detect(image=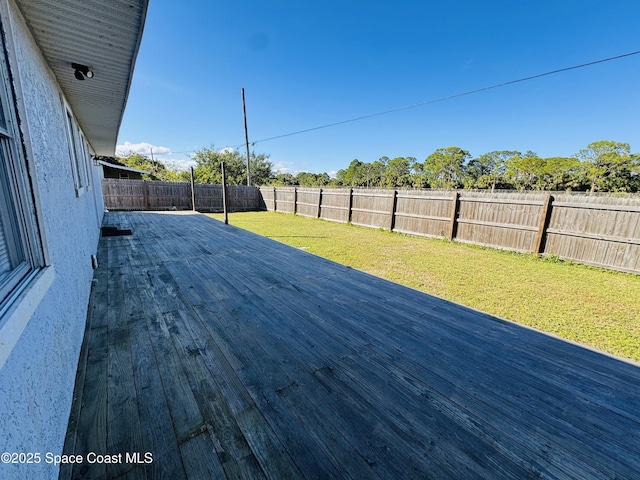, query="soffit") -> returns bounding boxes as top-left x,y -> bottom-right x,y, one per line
13,0 -> 148,156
